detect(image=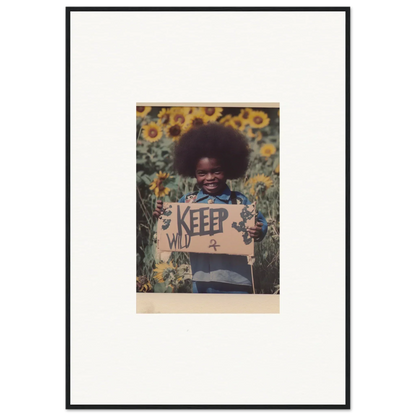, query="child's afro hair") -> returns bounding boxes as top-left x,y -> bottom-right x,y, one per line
174,123 -> 250,179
